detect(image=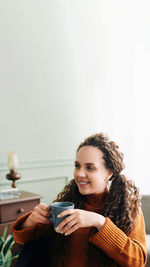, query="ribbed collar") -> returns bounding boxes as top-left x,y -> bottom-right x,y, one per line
84,190 -> 108,211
